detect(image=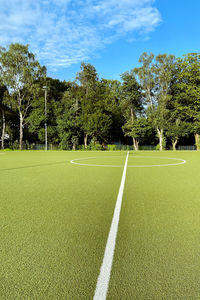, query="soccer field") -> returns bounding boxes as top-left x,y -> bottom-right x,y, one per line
0,150 -> 200,299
